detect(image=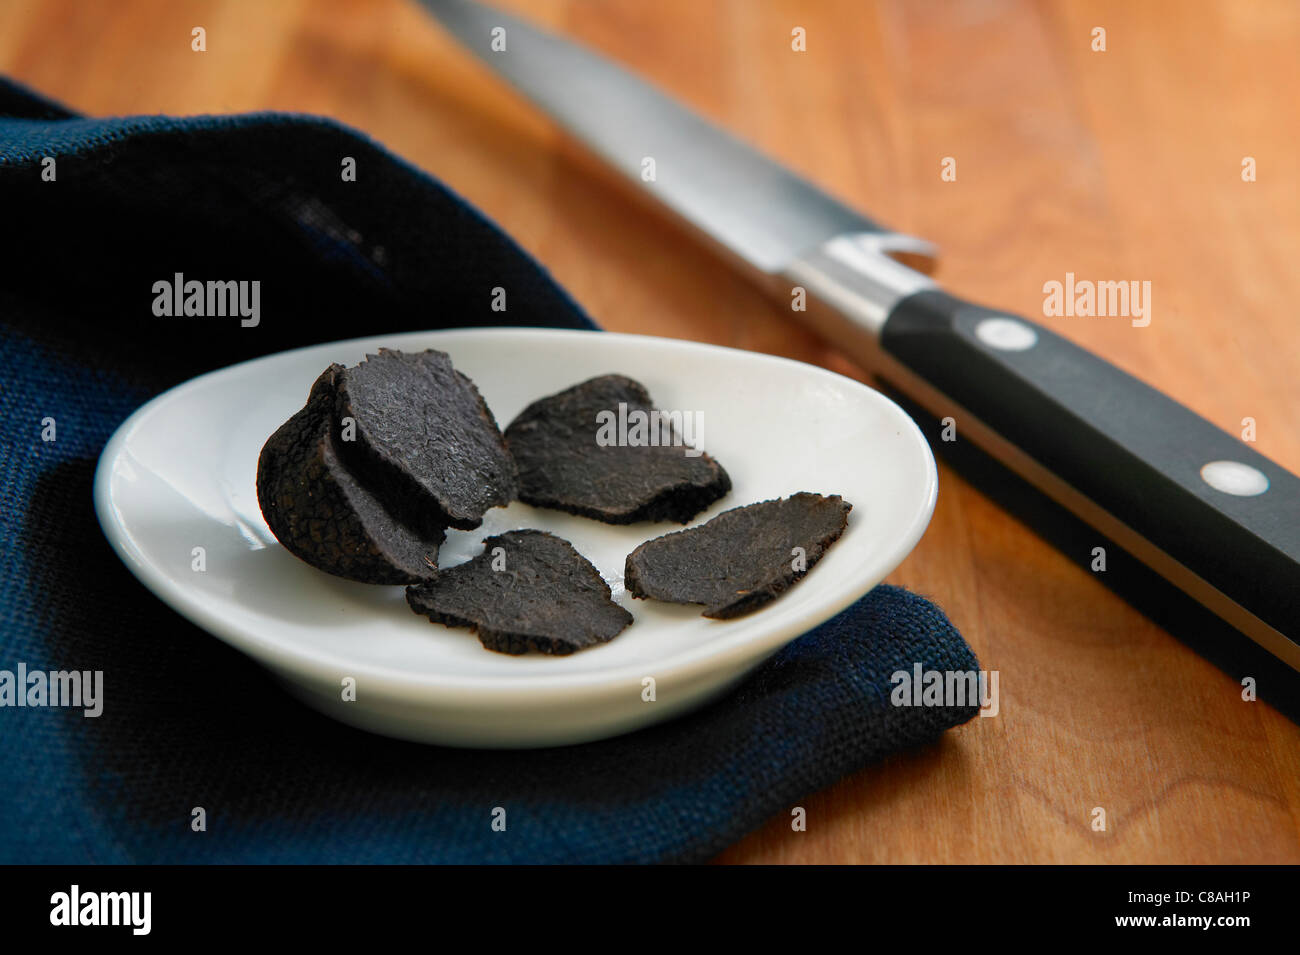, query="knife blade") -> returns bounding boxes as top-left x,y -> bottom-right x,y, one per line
419,0 -> 1300,675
